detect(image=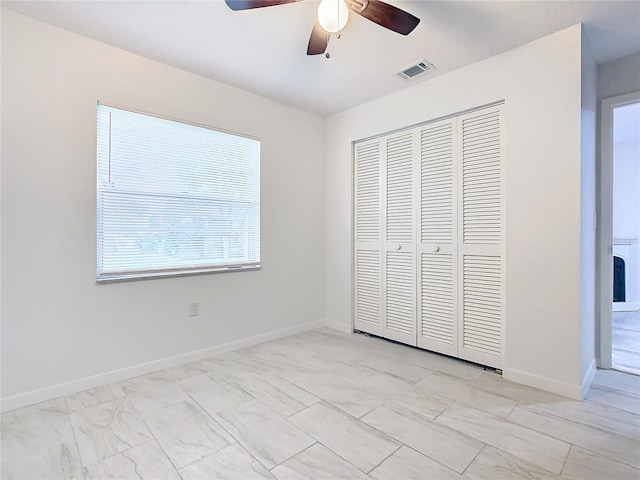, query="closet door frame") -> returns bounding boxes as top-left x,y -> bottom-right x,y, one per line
352,102 -> 505,369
